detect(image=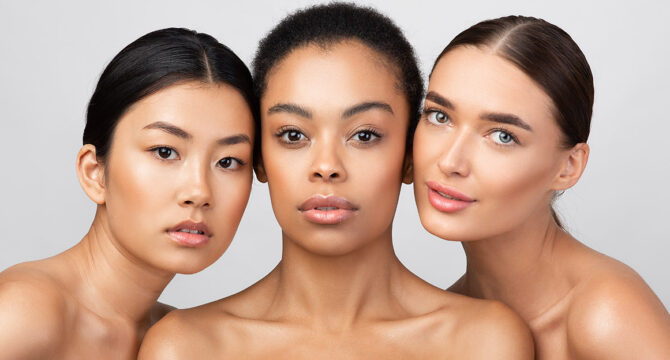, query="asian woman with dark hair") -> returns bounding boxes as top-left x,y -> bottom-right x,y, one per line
413,16 -> 670,359
0,27 -> 257,359
139,4 -> 533,359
